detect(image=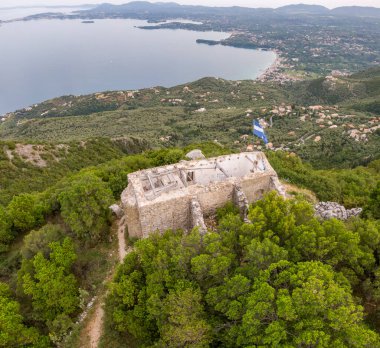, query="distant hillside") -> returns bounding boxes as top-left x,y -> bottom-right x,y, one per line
275,4 -> 329,15
1,68 -> 379,170
81,2 -> 380,18
276,5 -> 380,18
288,68 -> 380,105
331,6 -> 380,17
351,66 -> 380,79
83,1 -> 265,15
